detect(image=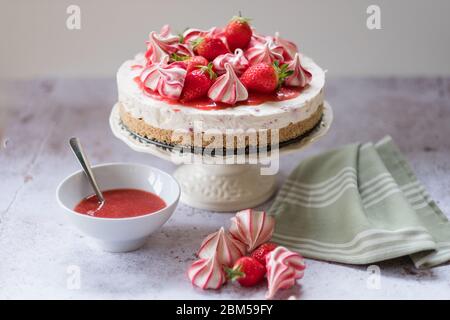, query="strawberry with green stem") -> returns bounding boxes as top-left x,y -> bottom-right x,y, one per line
225,13 -> 253,51
180,63 -> 217,102
226,256 -> 266,287
240,61 -> 293,93
192,37 -> 229,61
172,54 -> 209,73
